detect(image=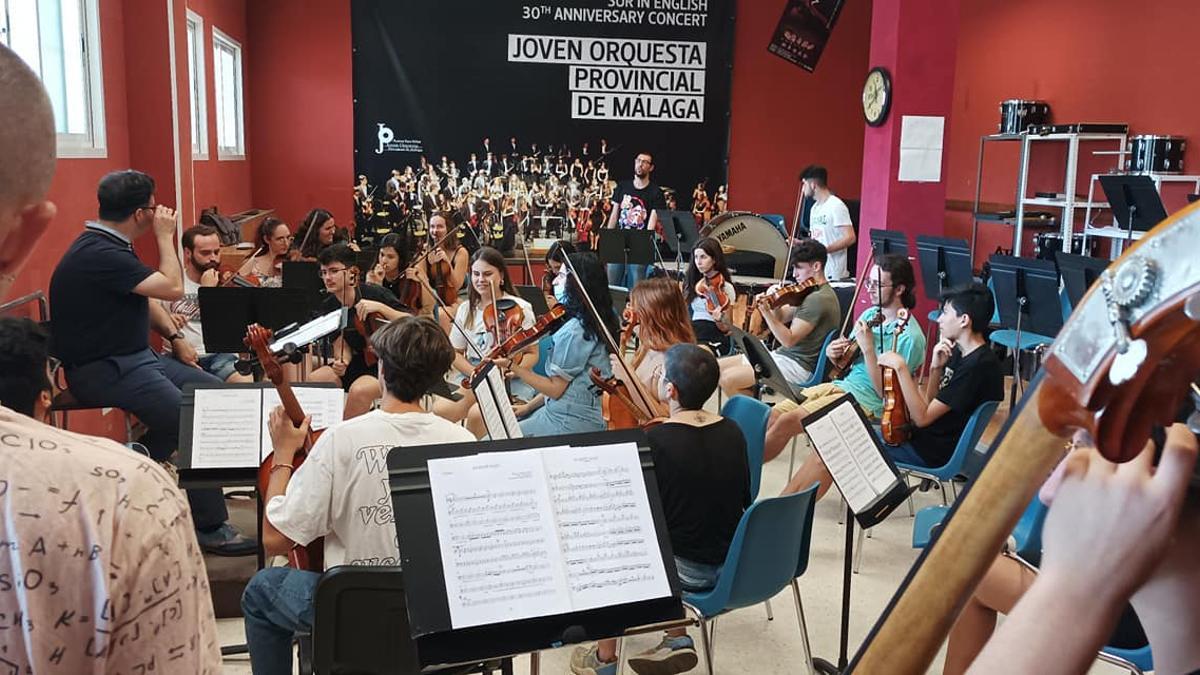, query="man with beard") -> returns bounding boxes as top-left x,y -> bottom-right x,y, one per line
604,151 -> 667,287
155,223 -> 253,382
